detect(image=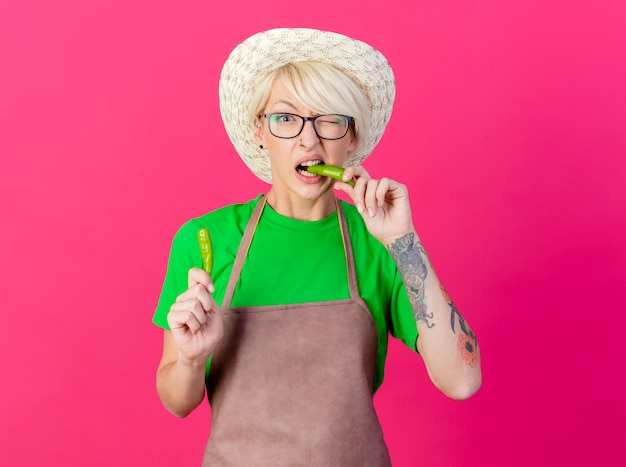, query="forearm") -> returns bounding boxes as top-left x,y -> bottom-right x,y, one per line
386,231 -> 482,400
156,354 -> 208,417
